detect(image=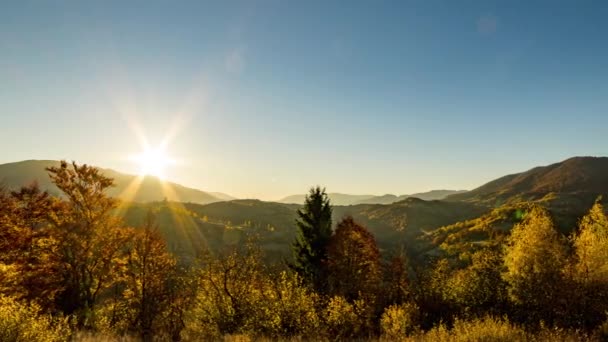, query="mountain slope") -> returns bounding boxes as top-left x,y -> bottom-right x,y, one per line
0,160 -> 231,204
447,156 -> 608,205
